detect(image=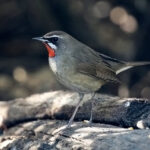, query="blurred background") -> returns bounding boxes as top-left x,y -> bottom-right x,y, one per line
0,0 -> 150,100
